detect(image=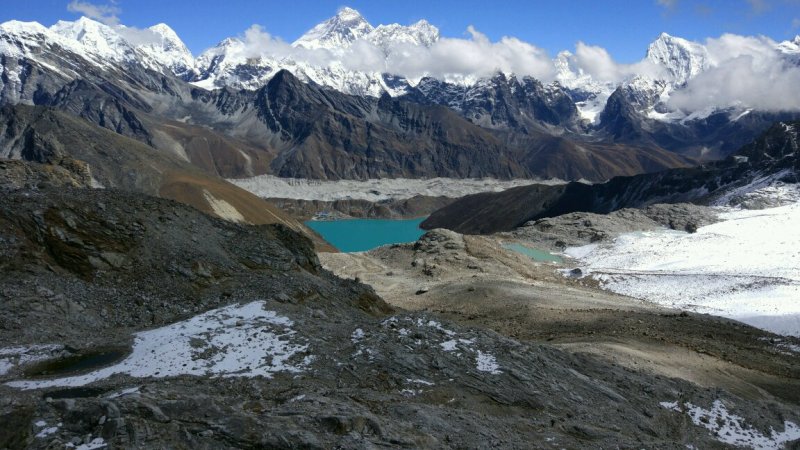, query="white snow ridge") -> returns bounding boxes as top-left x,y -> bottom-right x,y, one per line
6,301 -> 311,390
